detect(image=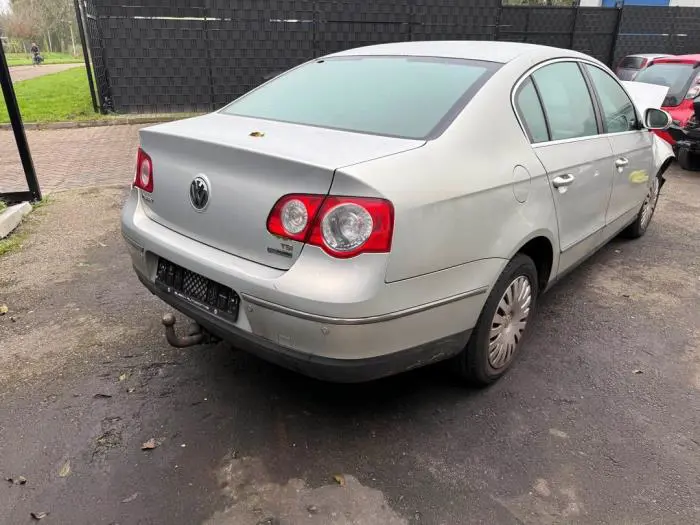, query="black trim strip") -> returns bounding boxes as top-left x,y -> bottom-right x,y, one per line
578,61 -> 605,136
